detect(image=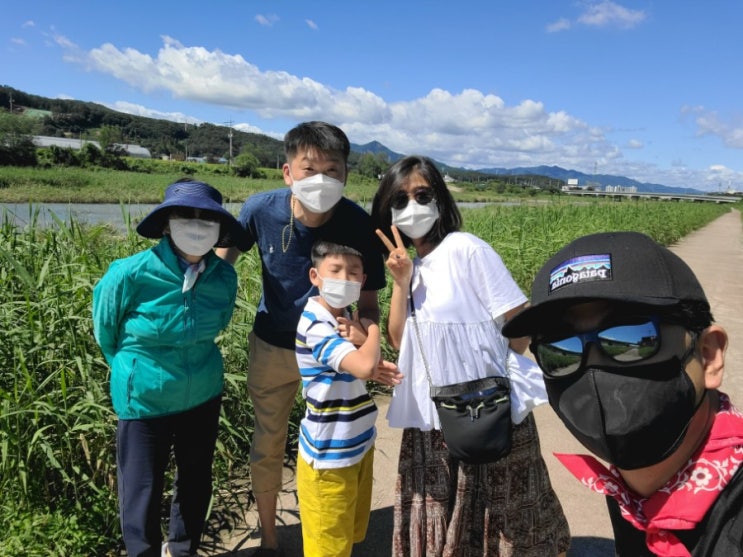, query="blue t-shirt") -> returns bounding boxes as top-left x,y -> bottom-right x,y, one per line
237,188 -> 385,349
